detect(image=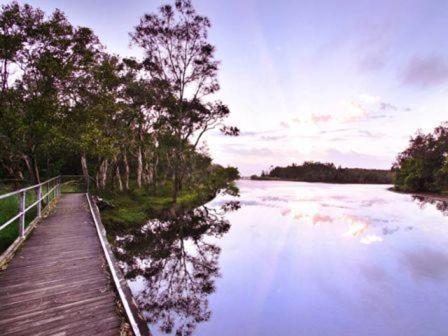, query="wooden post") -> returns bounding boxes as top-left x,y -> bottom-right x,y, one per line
37,185 -> 42,217
19,191 -> 26,237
